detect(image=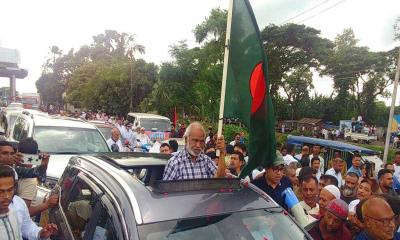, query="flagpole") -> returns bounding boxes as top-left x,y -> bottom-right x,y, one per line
217,0 -> 233,156
383,48 -> 400,163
